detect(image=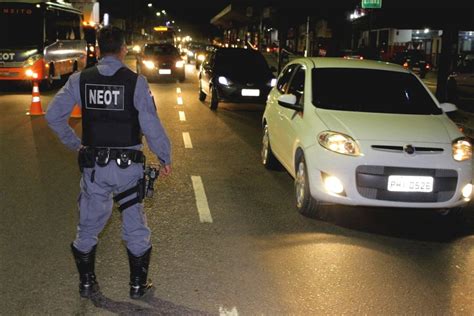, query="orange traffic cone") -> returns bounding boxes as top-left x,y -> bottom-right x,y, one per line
70,104 -> 82,118
27,81 -> 44,116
